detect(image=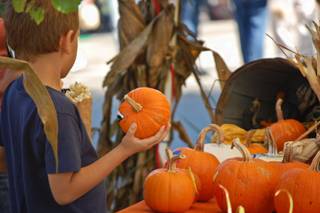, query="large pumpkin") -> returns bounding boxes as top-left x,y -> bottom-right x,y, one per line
274,151 -> 320,213
213,139 -> 275,213
144,149 -> 197,213
268,98 -> 305,151
175,124 -> 220,201
118,87 -> 170,139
